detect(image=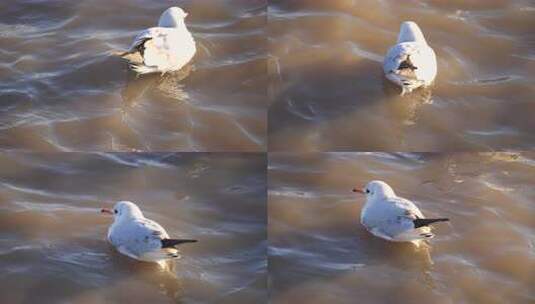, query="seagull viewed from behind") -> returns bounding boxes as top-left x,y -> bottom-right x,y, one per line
383,21 -> 437,95
101,201 -> 197,268
118,7 -> 196,75
353,181 -> 449,247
